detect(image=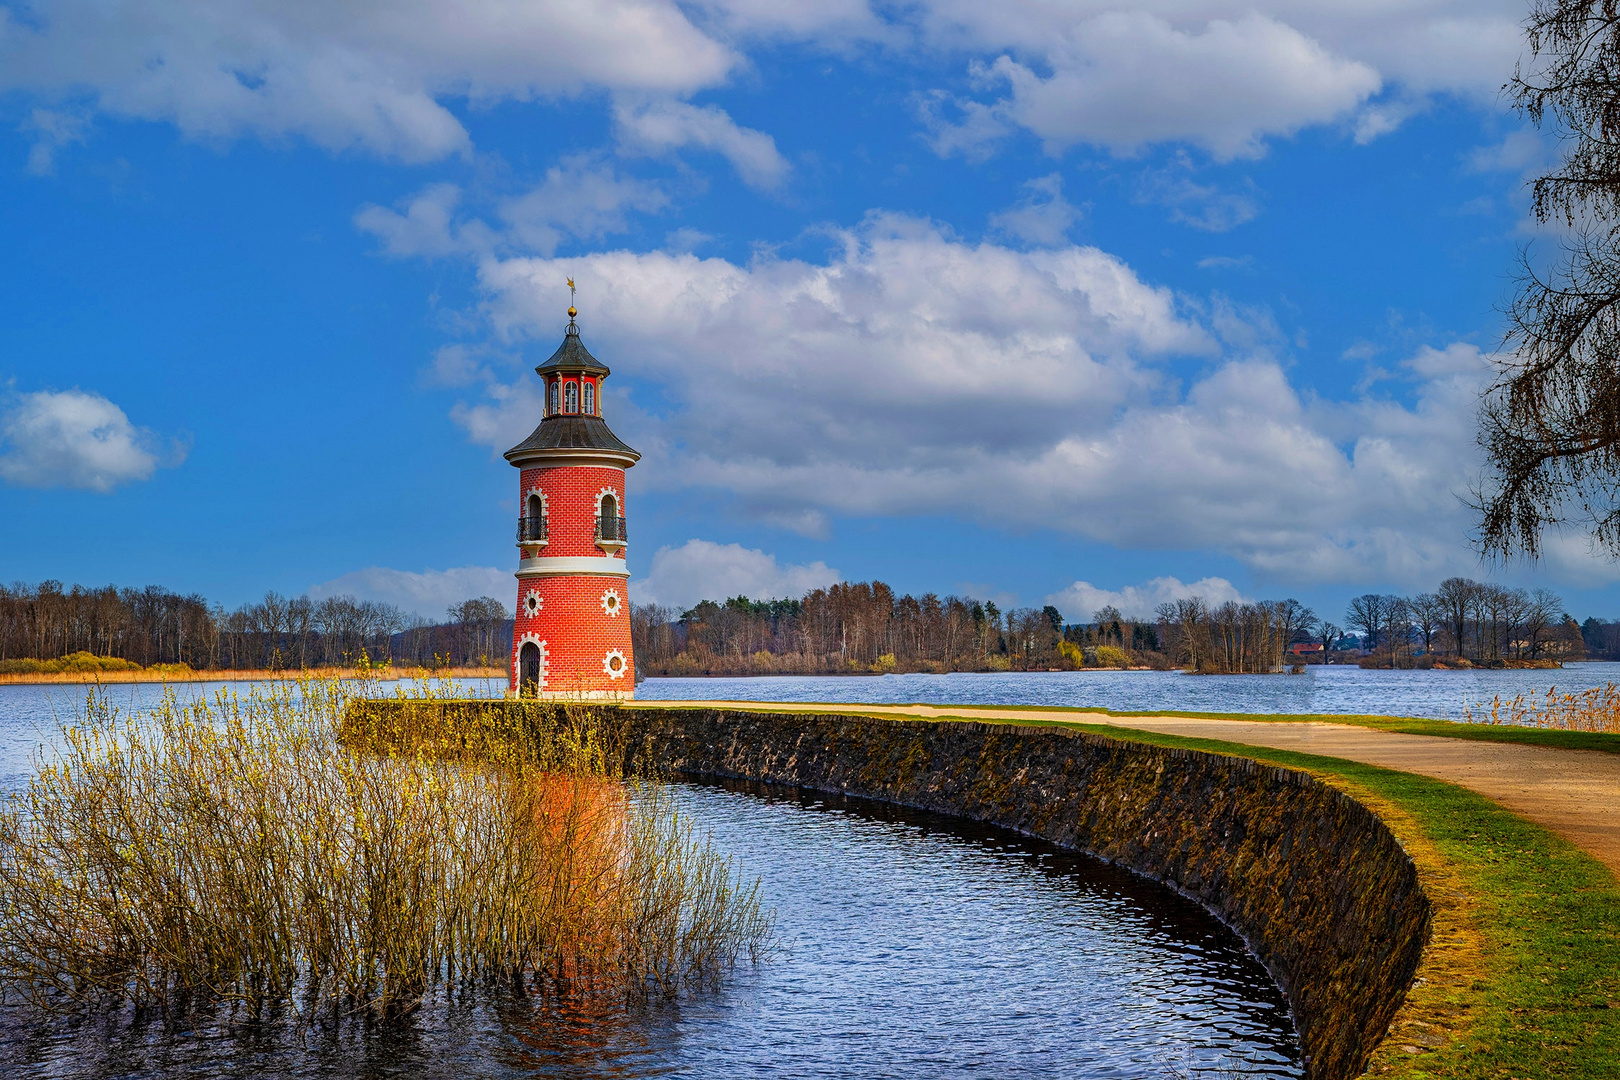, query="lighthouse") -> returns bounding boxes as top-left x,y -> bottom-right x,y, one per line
505,291 -> 639,698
